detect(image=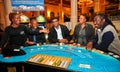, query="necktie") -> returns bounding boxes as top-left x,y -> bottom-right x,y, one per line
32,29 -> 36,44
33,35 -> 36,44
